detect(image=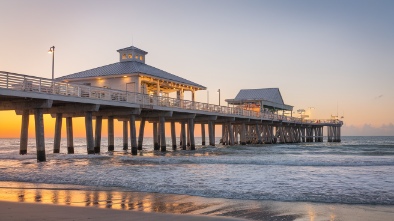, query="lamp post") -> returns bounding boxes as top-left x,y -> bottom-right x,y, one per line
48,46 -> 55,93
217,89 -> 220,106
307,107 -> 315,119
